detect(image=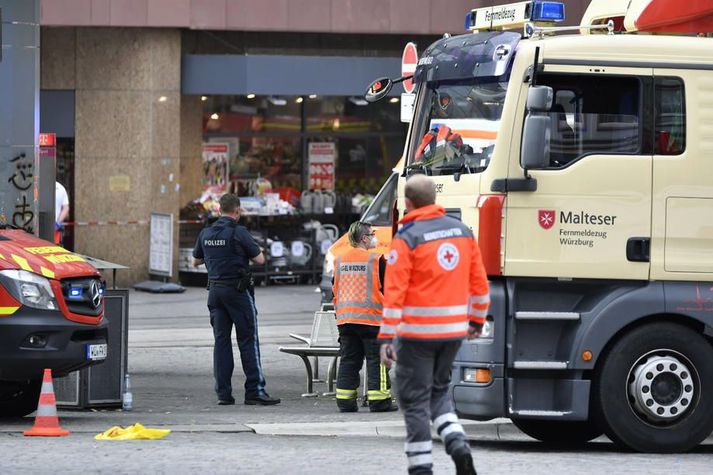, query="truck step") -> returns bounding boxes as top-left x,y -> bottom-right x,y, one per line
512,361 -> 568,369
515,311 -> 580,321
510,409 -> 572,417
